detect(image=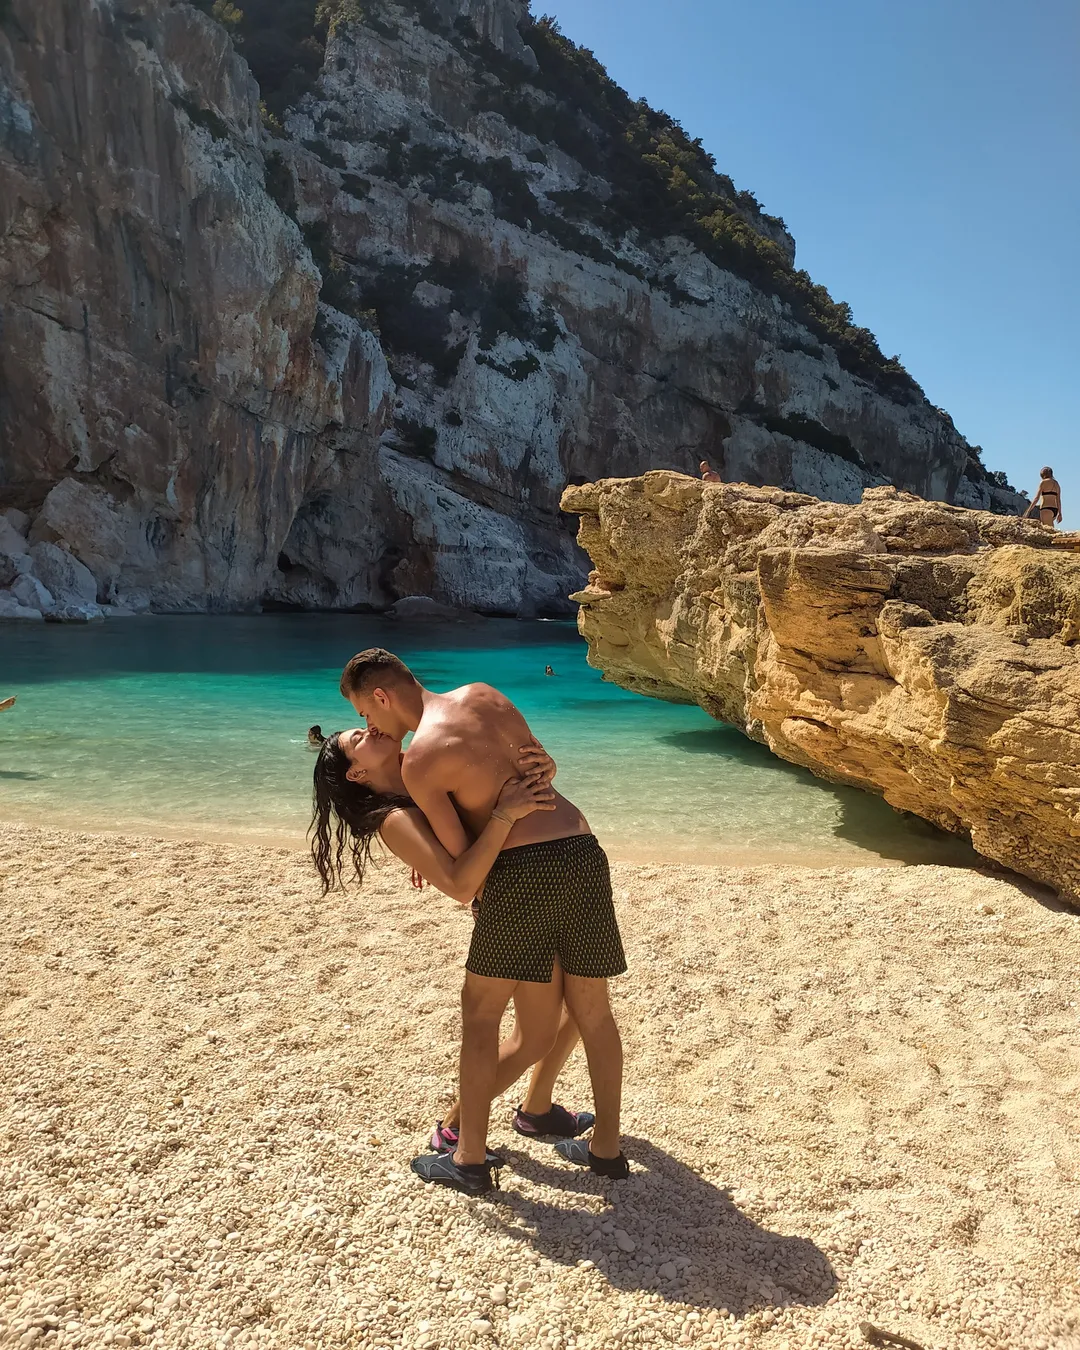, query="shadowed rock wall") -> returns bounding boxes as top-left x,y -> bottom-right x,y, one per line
1,0 -> 1024,618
